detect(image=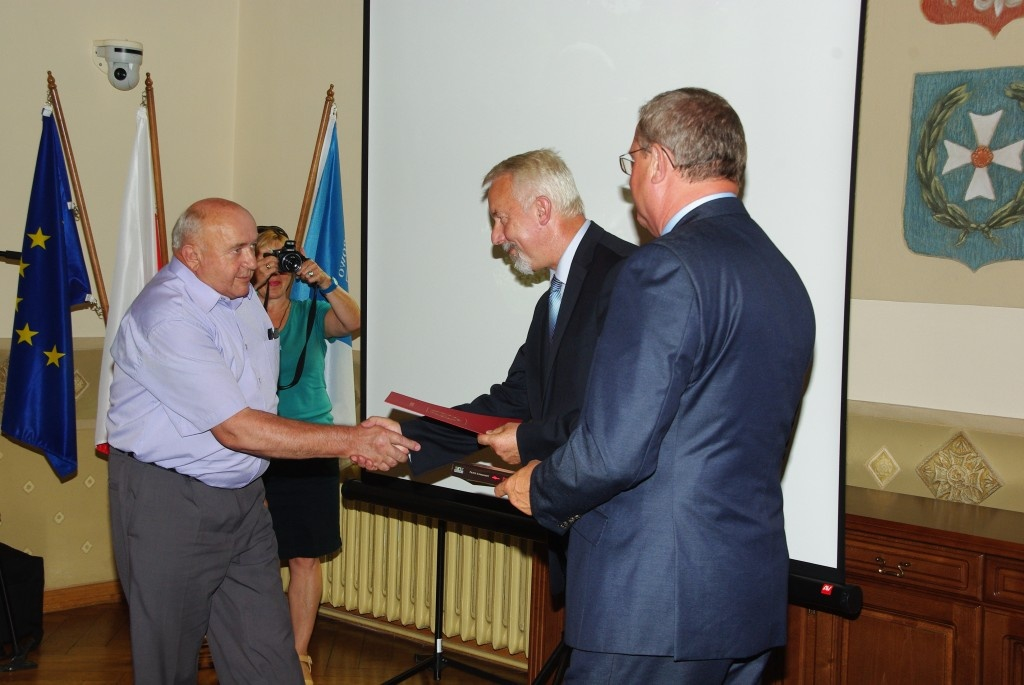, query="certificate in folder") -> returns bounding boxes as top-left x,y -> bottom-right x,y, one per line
385,391 -> 521,434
